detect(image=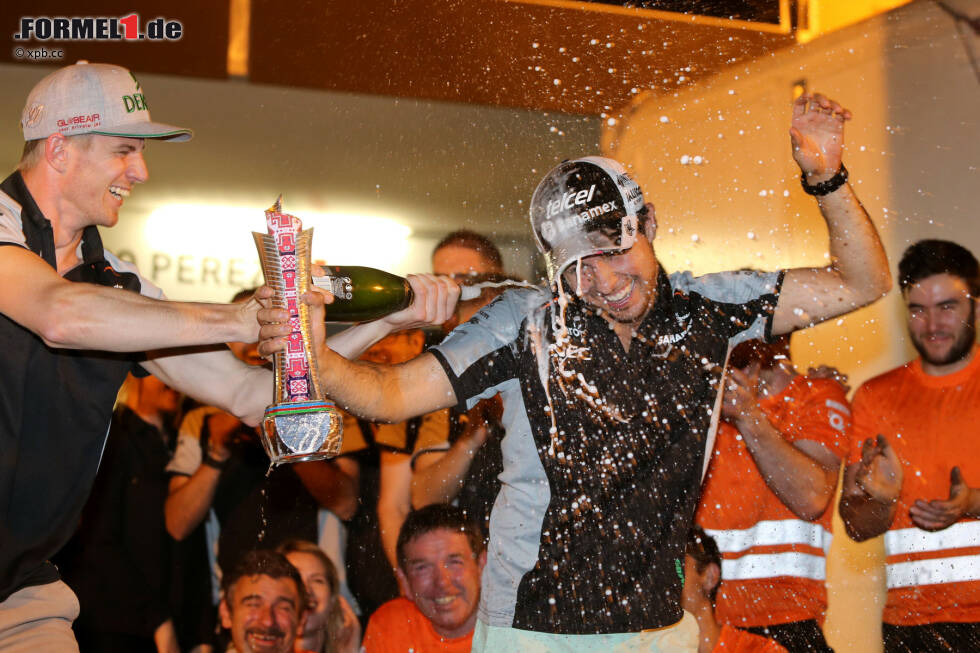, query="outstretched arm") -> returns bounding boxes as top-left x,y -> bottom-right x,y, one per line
0,244 -> 259,351
772,93 -> 892,336
325,273 -> 461,360
257,275 -> 461,423
839,435 -> 904,541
